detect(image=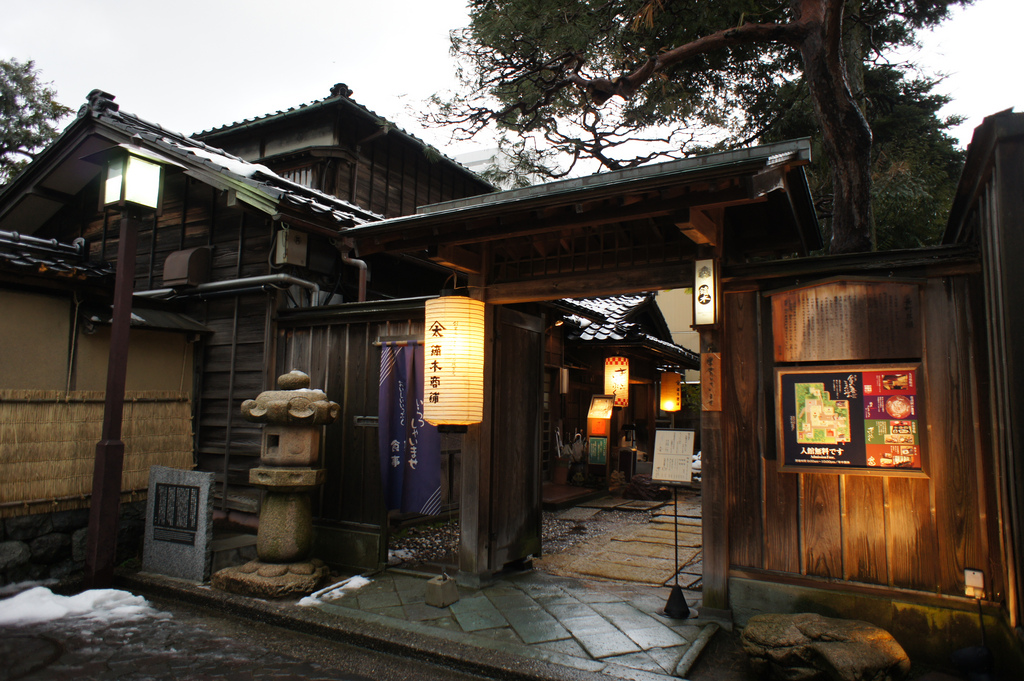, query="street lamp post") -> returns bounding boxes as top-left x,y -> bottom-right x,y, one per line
84,146 -> 167,588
